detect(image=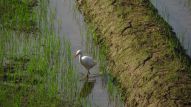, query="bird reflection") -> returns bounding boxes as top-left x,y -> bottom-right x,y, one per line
80,79 -> 95,98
